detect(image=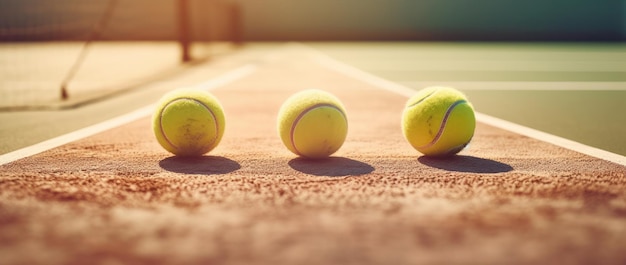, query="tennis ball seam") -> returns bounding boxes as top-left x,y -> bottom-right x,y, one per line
159,97 -> 219,153
290,103 -> 347,157
406,90 -> 437,108
415,99 -> 468,149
